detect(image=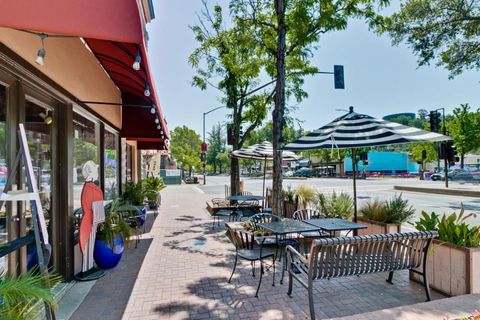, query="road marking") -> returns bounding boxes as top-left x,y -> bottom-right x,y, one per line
192,186 -> 205,194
